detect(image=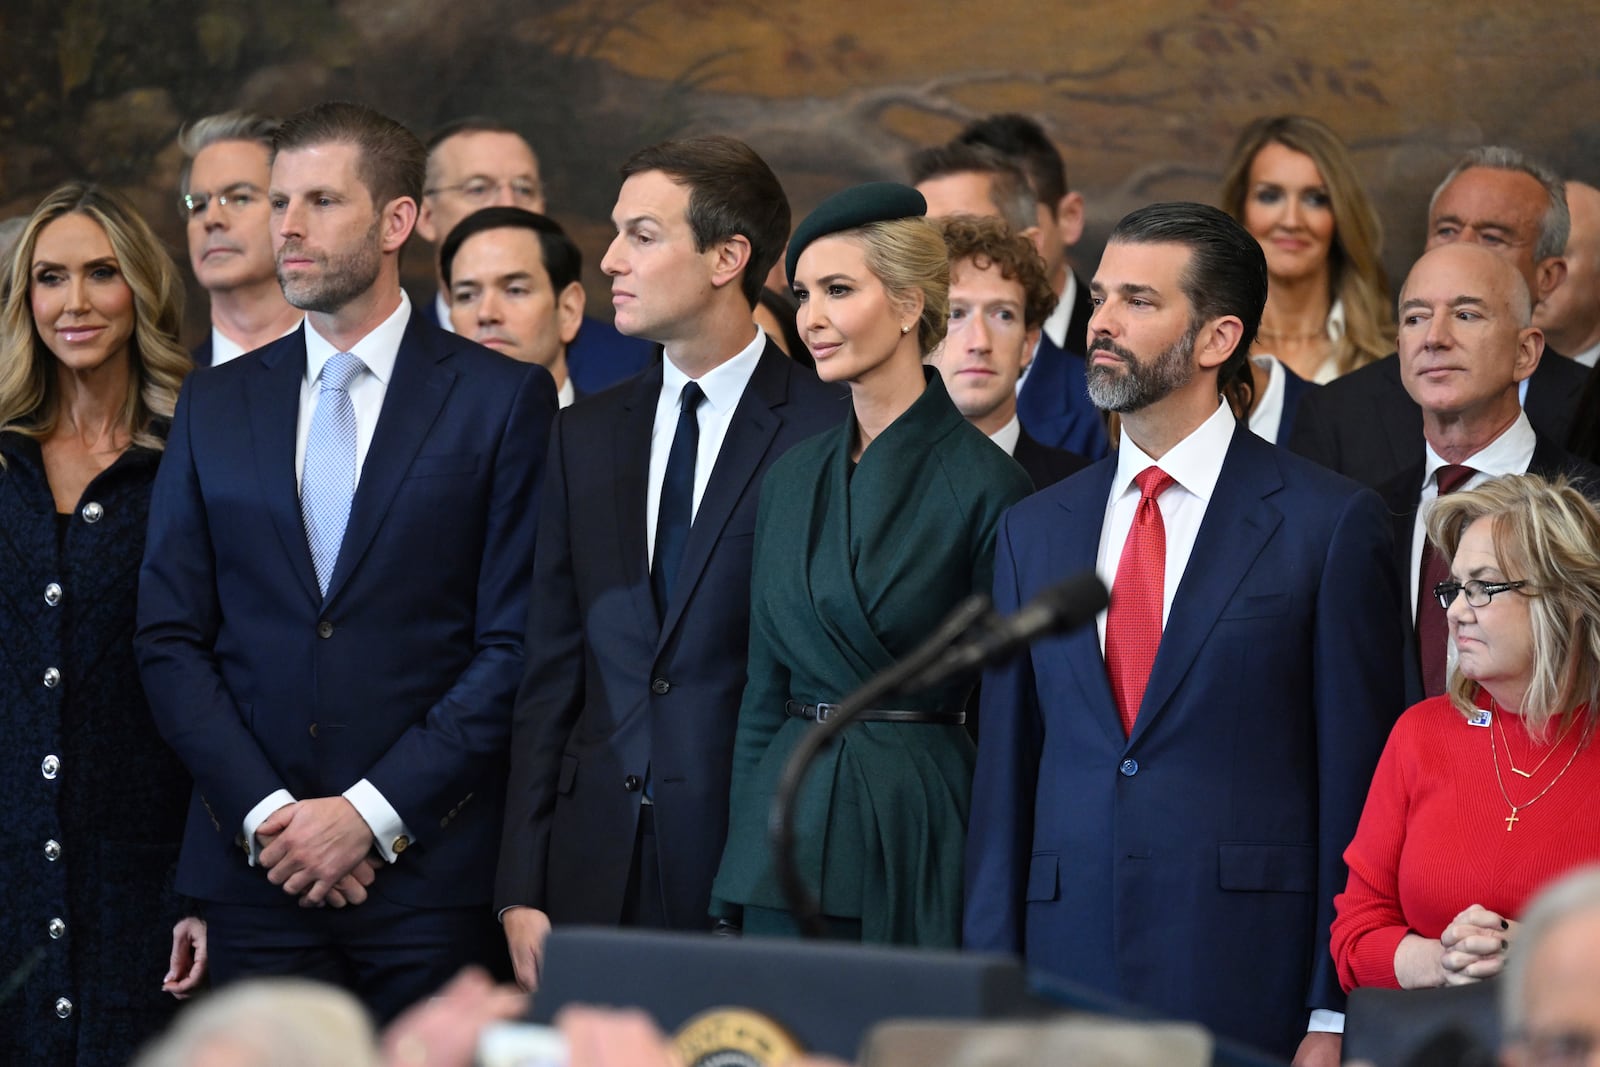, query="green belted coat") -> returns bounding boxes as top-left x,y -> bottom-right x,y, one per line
709,371 -> 1032,946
